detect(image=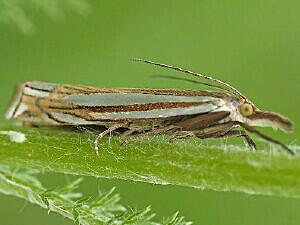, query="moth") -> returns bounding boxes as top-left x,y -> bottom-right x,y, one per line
6,59 -> 295,155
